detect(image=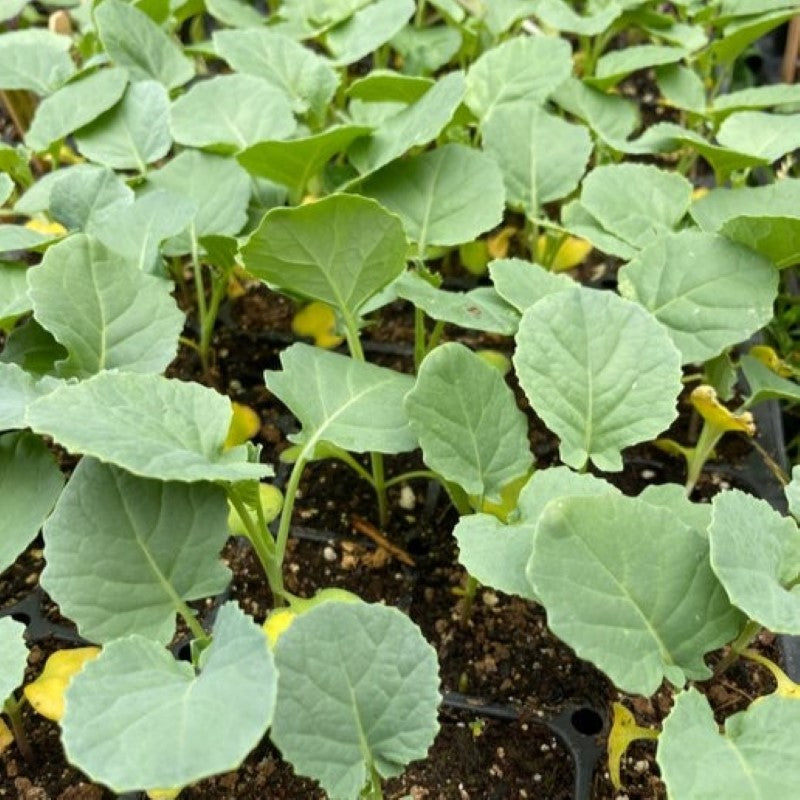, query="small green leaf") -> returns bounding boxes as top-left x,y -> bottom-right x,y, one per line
0,319 -> 66,376
0,363 -> 59,431
717,111 -> 800,162
241,194 -> 406,320
656,63 -> 706,113
25,68 -> 129,152
0,29 -> 74,94
42,458 -> 230,643
465,35 -> 572,123
276,0 -> 371,38
75,81 -> 172,173
390,24 -> 462,76
720,215 -> 800,268
206,0 -> 264,26
357,144 -> 505,256
265,343 -> 417,456
588,45 -> 687,90
0,617 -> 27,704
618,230 -> 778,364
0,431 -> 63,575
325,0 -> 414,66
170,75 -> 296,152
0,225 -> 50,253
488,258 -> 574,313
513,287 -> 682,471
272,602 -> 440,800
406,342 -> 532,501
27,371 -> 271,482
560,200 -> 637,260
62,602 -> 276,793
533,0 -> 622,34
528,493 -> 743,695
482,102 -> 592,219
710,489 -> 800,634
0,262 -> 30,321
95,0 -> 194,89
711,83 -> 800,118
347,71 -> 432,103
658,690 -> 800,799
706,8 -> 797,64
